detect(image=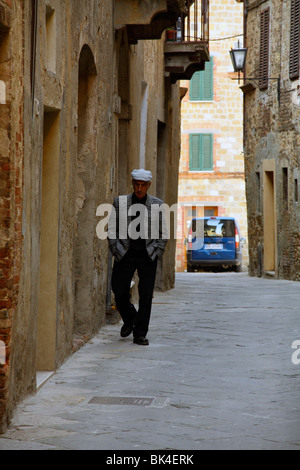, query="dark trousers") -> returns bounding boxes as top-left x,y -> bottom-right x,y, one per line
111,249 -> 158,338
